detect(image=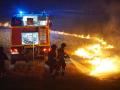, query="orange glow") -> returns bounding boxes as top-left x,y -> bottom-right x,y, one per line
73,43 -> 120,79
10,48 -> 19,54
51,31 -> 90,39
14,49 -> 18,52
70,58 -> 90,74
43,48 -> 47,52
4,22 -> 11,27
74,44 -> 103,59
52,30 -> 119,79
0,23 -> 2,26
74,48 -> 92,59
0,22 -> 11,27
89,58 -> 117,76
